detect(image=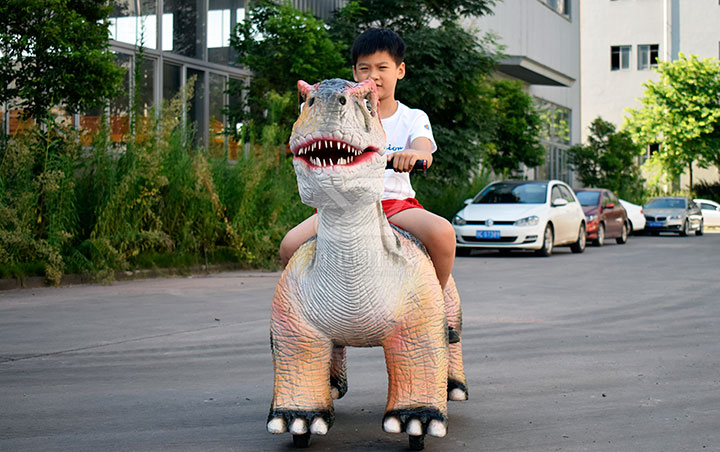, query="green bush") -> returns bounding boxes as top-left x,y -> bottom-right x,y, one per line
0,82 -> 310,285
